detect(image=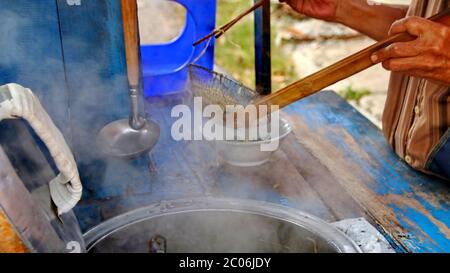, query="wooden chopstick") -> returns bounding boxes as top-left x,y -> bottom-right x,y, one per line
193,0 -> 268,46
